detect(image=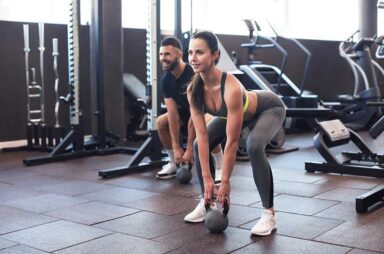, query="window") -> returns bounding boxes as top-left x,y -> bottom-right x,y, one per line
283,0 -> 359,41
0,0 -> 70,24
0,0 -> 373,41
